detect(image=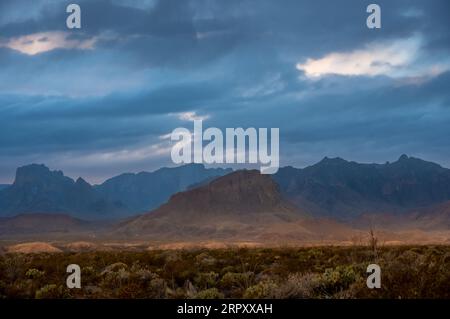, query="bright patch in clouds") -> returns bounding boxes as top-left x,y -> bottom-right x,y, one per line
296,37 -> 448,79
1,31 -> 97,55
176,111 -> 210,122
